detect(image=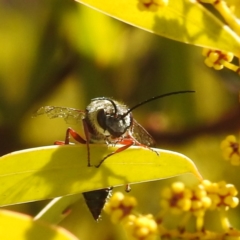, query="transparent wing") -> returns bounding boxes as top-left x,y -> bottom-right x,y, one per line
33,106 -> 85,124
132,119 -> 155,147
